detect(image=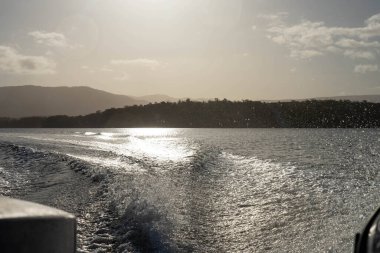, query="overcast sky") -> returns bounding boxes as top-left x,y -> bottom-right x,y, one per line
0,0 -> 380,100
